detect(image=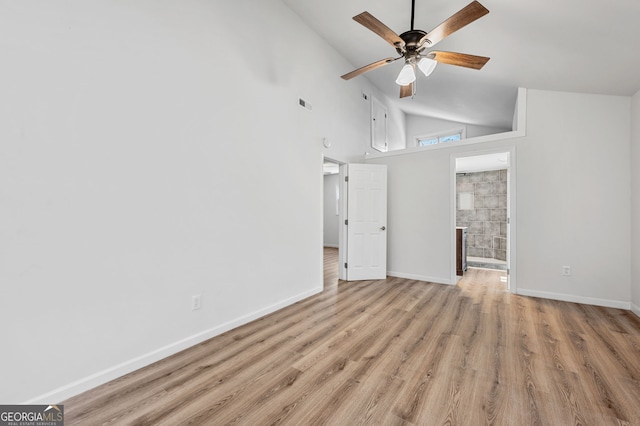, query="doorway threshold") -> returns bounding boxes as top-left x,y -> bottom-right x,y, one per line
467,256 -> 507,271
